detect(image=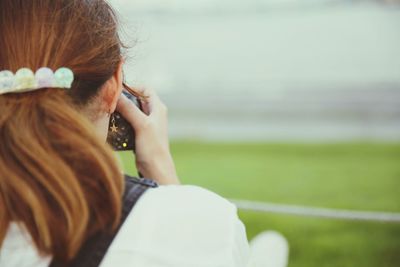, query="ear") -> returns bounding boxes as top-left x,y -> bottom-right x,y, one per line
101,60 -> 124,113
